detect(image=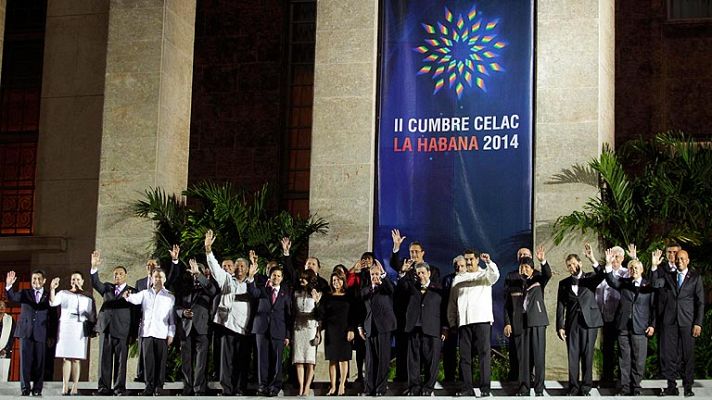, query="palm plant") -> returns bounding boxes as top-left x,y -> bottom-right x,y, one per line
133,181 -> 329,269
551,132 -> 712,268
